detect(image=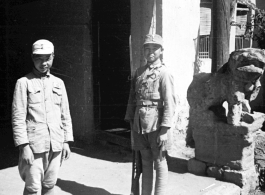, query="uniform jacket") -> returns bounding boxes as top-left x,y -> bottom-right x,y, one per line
125,63 -> 176,134
12,68 -> 73,153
